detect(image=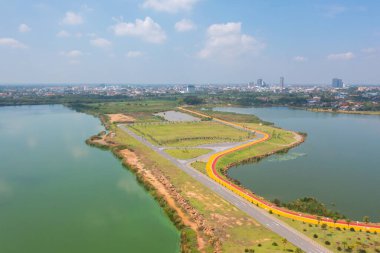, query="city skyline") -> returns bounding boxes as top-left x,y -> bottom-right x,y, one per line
0,0 -> 379,84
